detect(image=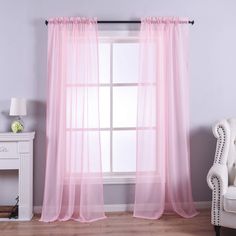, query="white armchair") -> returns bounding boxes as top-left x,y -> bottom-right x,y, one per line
207,118 -> 236,236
